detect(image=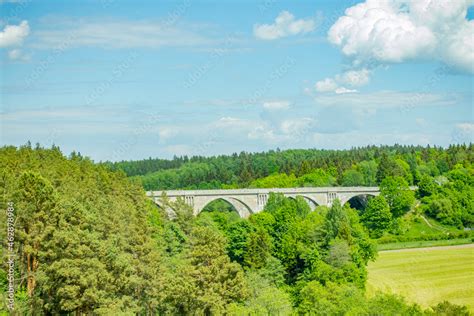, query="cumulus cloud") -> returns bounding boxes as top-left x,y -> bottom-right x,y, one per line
262,100 -> 290,110
158,127 -> 178,143
254,11 -> 316,40
280,118 -> 314,135
315,78 -> 338,93
328,0 -> 474,73
337,68 -> 370,87
452,122 -> 474,143
7,48 -> 30,61
315,68 -> 369,93
0,20 -> 29,48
